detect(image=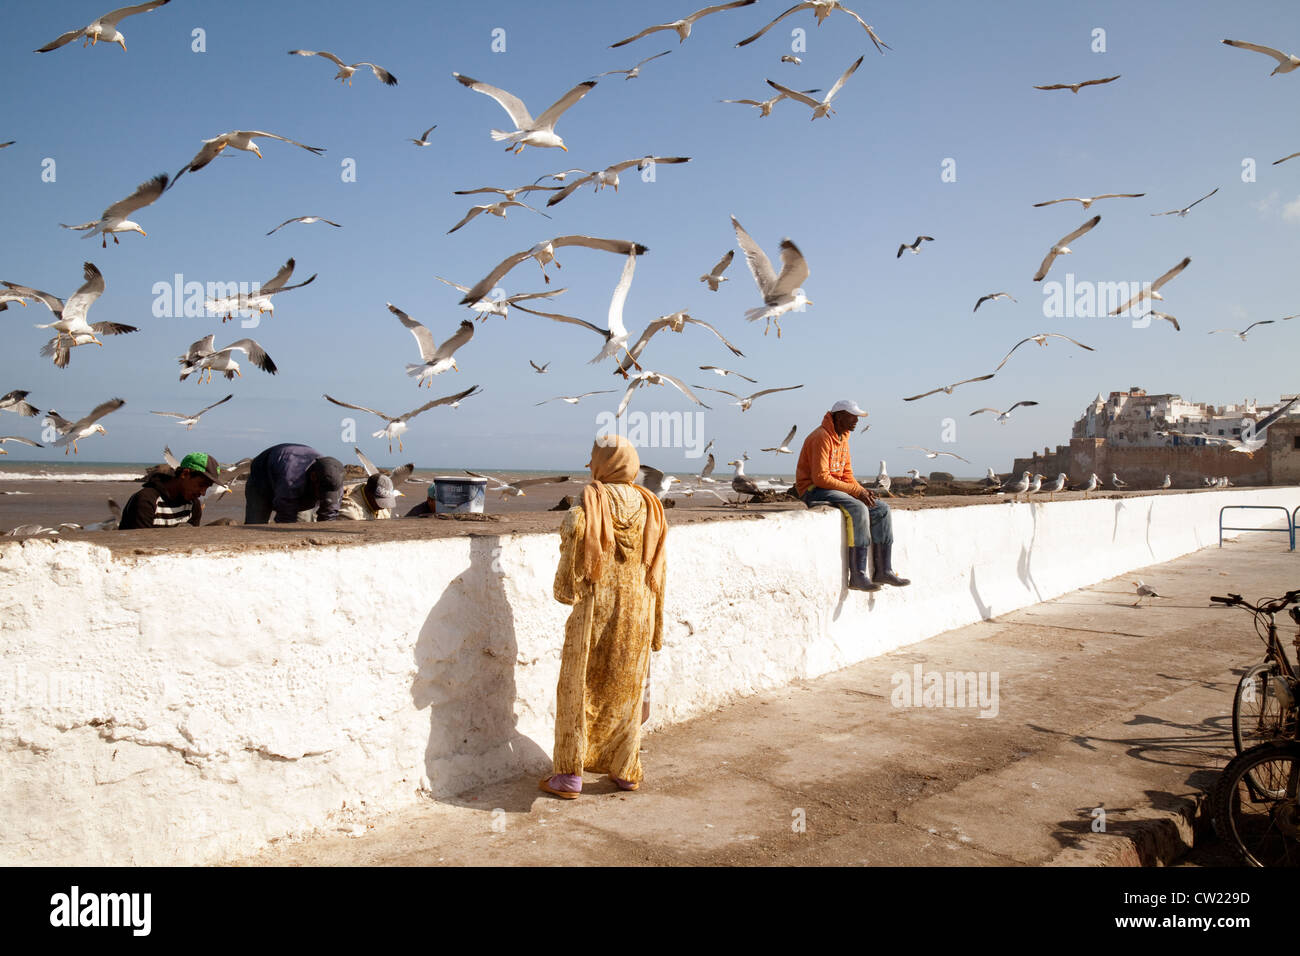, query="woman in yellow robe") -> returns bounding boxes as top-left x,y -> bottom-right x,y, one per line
541,435 -> 666,798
